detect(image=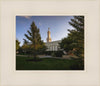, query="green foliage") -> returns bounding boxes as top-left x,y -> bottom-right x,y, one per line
17,47 -> 24,55
23,21 -> 47,60
45,51 -> 64,57
16,39 -> 20,51
45,51 -> 53,55
60,16 -> 84,58
55,51 -> 64,57
59,37 -> 73,52
51,52 -> 56,57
